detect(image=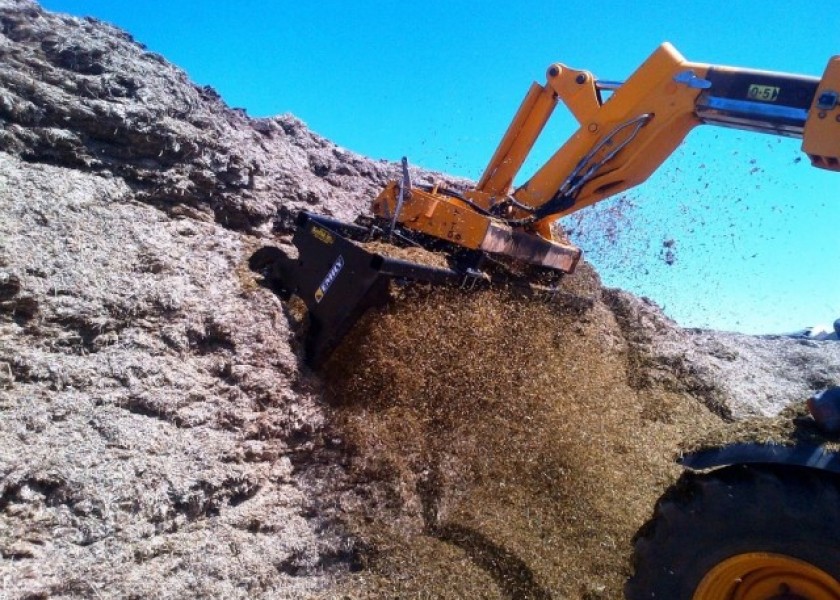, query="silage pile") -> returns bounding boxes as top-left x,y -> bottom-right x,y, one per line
2,2 -> 840,599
